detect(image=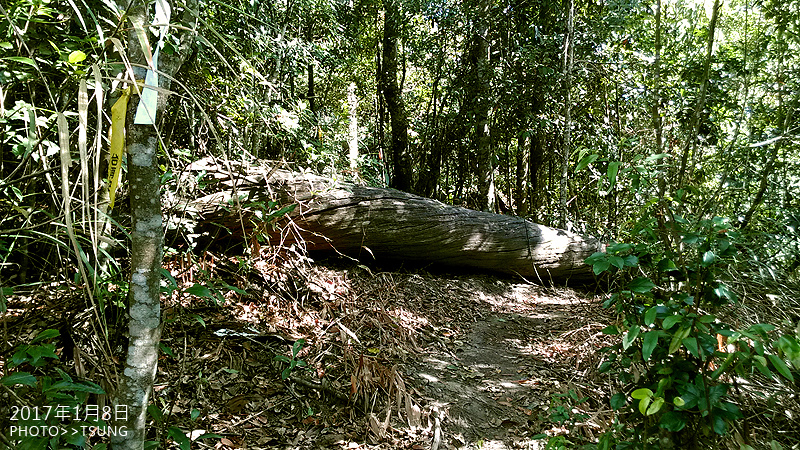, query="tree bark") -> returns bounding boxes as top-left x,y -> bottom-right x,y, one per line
347,82 -> 359,170
515,132 -> 530,216
471,0 -> 494,212
380,0 -> 413,192
111,1 -> 195,448
184,160 -> 602,284
559,0 -> 574,230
